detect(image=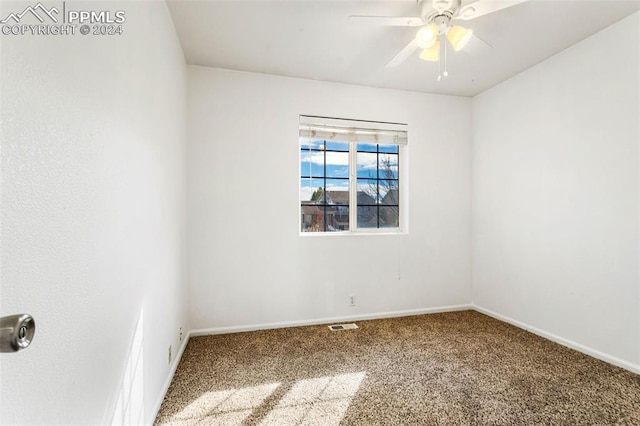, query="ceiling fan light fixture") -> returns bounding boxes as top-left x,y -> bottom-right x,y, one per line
447,25 -> 473,51
415,24 -> 438,49
419,40 -> 440,62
